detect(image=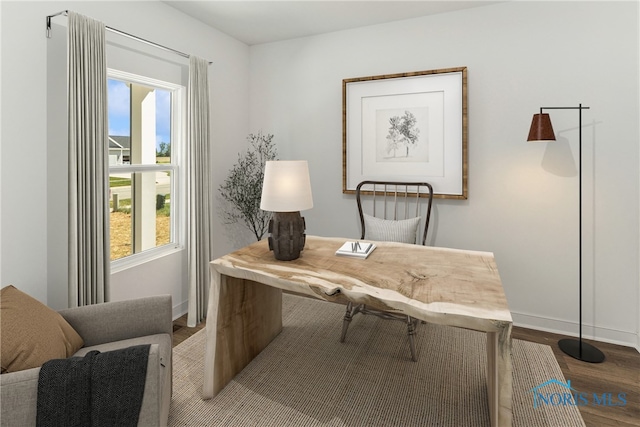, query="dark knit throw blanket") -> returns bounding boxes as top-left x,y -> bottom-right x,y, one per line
36,344 -> 150,427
